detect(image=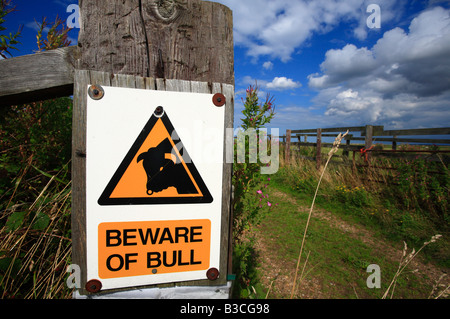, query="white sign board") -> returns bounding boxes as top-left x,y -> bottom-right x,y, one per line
86,85 -> 225,291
